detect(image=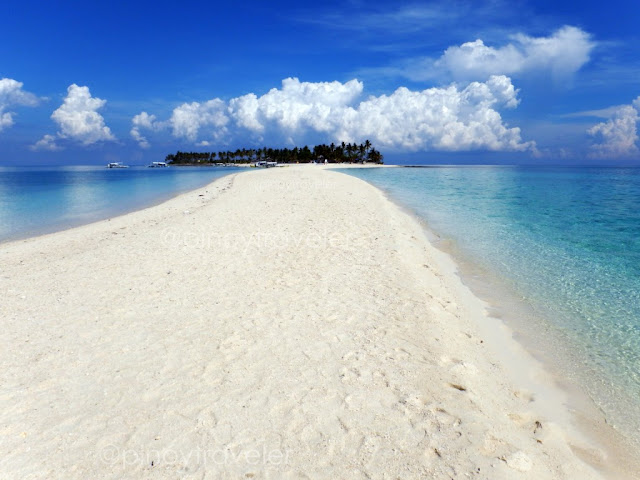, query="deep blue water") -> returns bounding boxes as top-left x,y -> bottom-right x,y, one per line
341,166 -> 640,443
0,166 -> 238,242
